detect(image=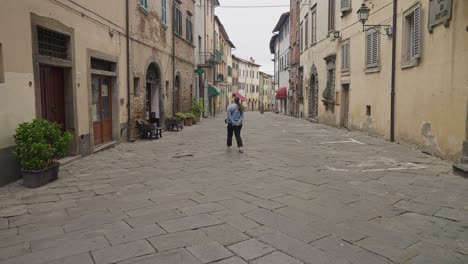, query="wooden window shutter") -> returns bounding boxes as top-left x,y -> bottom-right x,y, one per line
366,32 -> 373,68
412,4 -> 421,59
341,0 -> 351,12
341,41 -> 349,71
371,30 -> 379,67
